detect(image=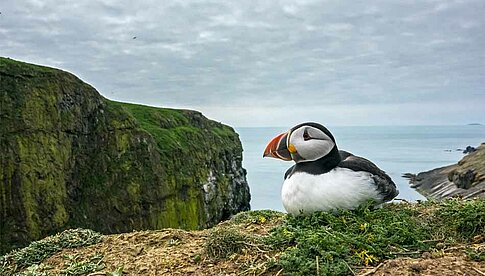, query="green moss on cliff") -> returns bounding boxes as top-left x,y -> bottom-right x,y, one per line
104,100 -> 248,230
108,101 -> 240,153
0,57 -> 250,254
16,133 -> 71,240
